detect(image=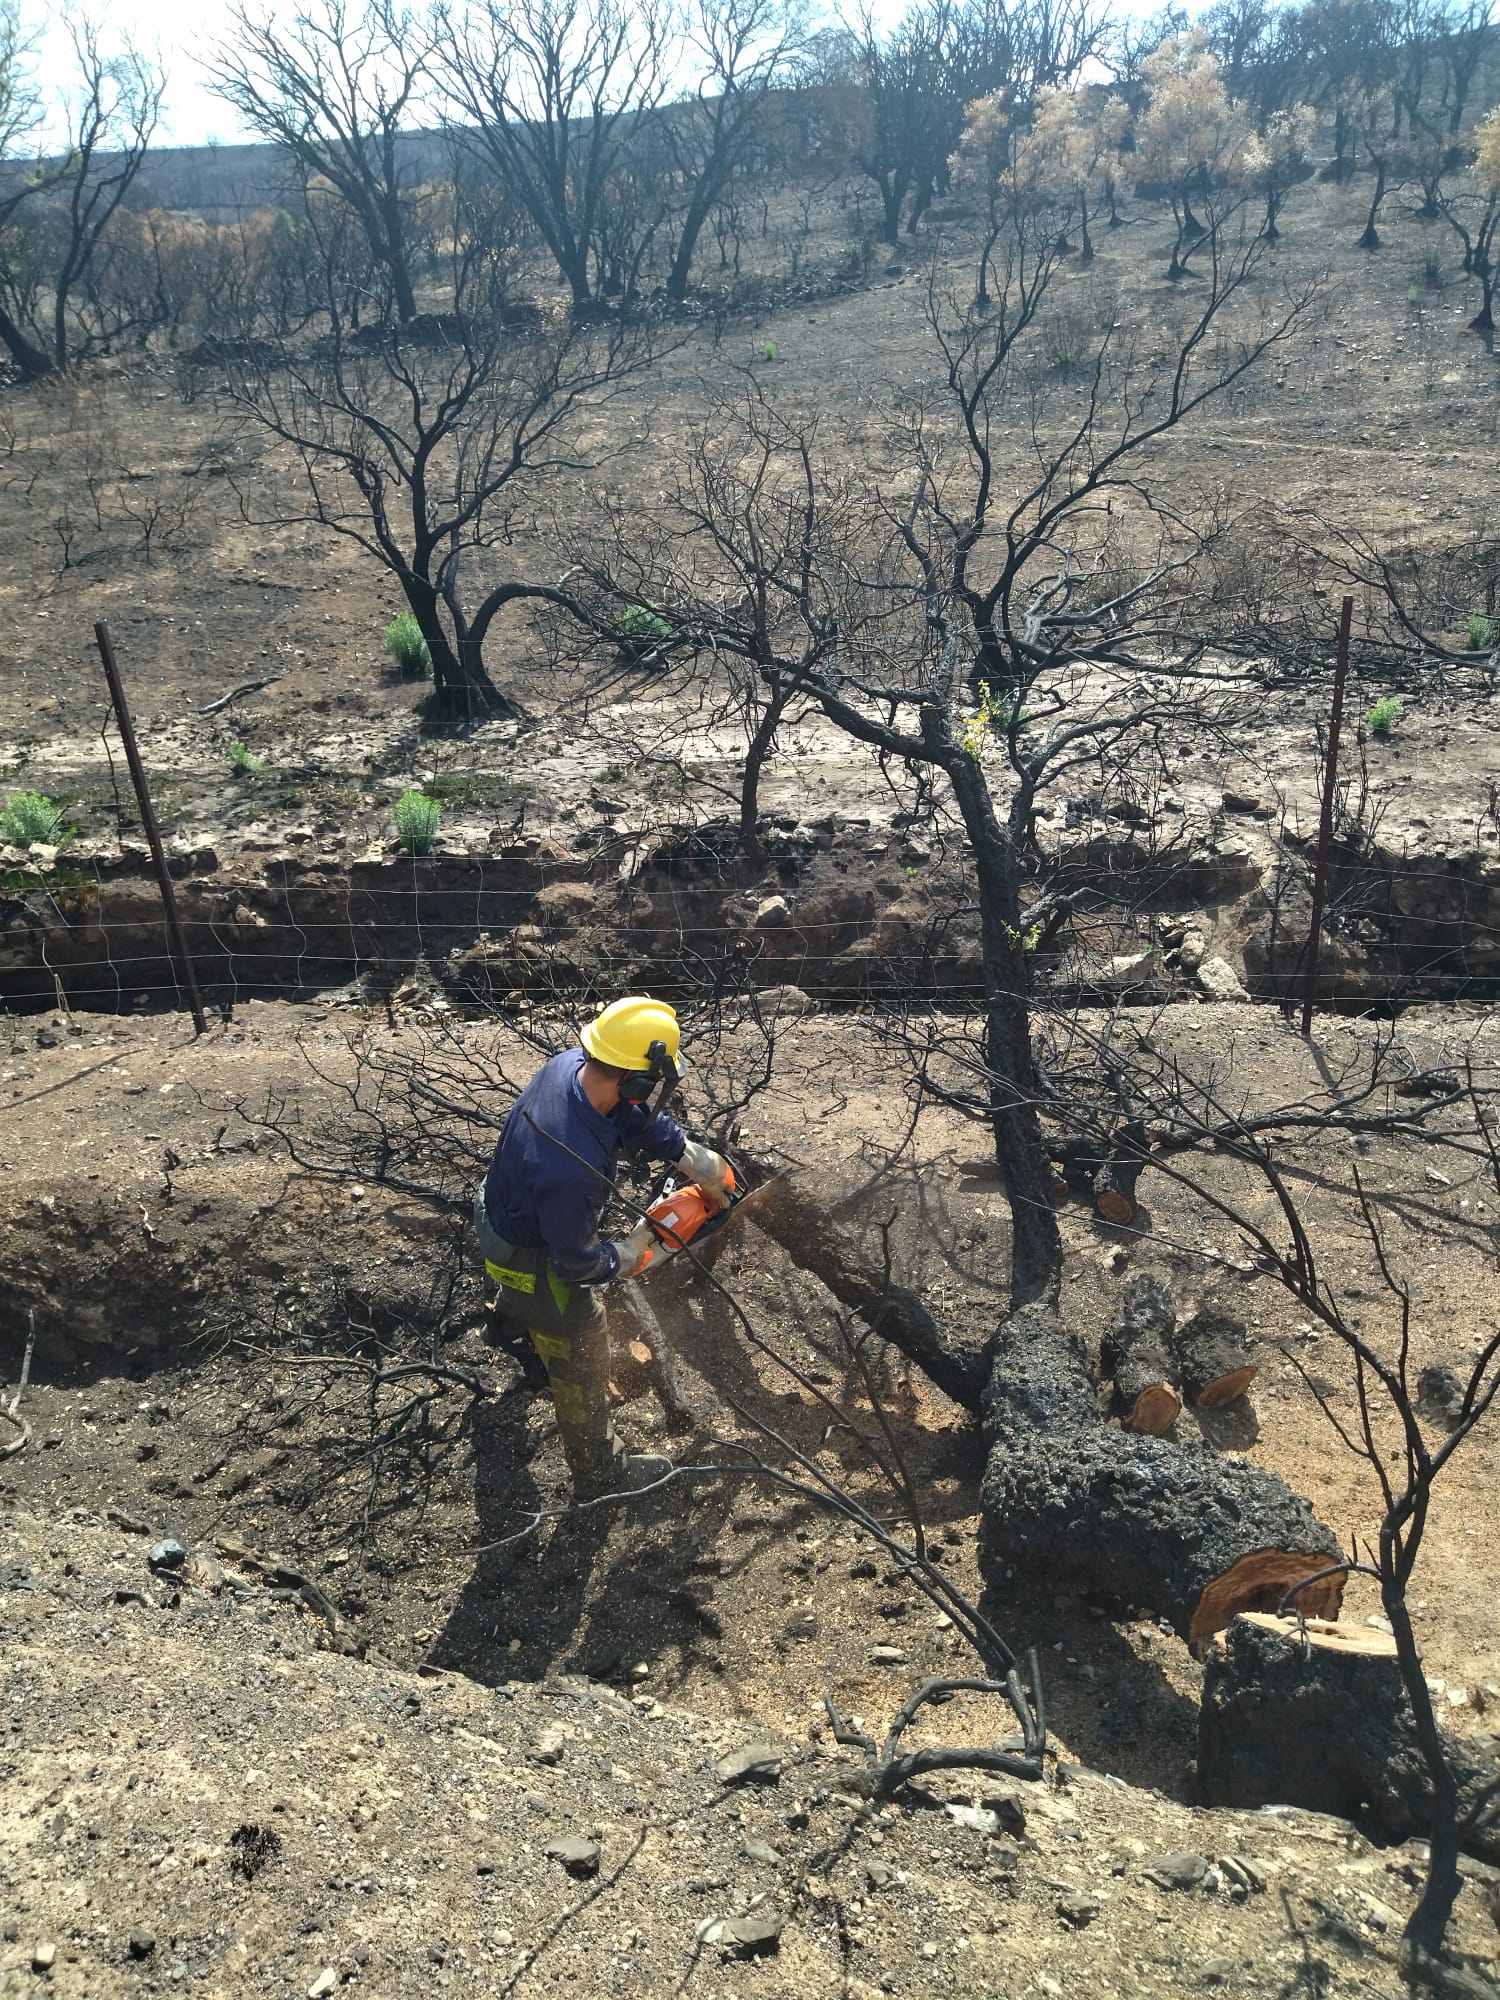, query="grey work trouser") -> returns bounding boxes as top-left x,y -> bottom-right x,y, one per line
472,1191 -> 622,1493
